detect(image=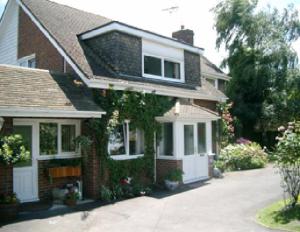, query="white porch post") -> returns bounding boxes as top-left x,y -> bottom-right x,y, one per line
206,121 -> 213,155
173,121 -> 183,159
